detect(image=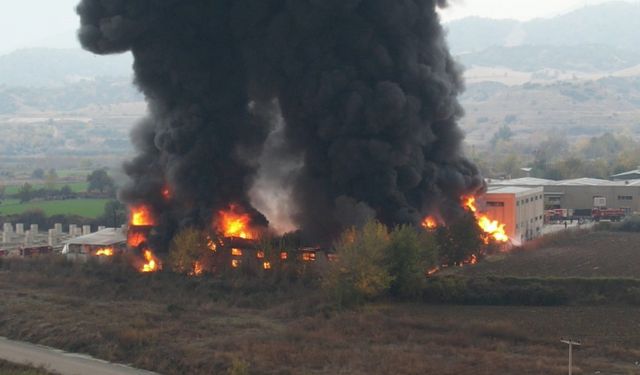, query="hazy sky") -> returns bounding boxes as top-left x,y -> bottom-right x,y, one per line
0,0 -> 637,53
